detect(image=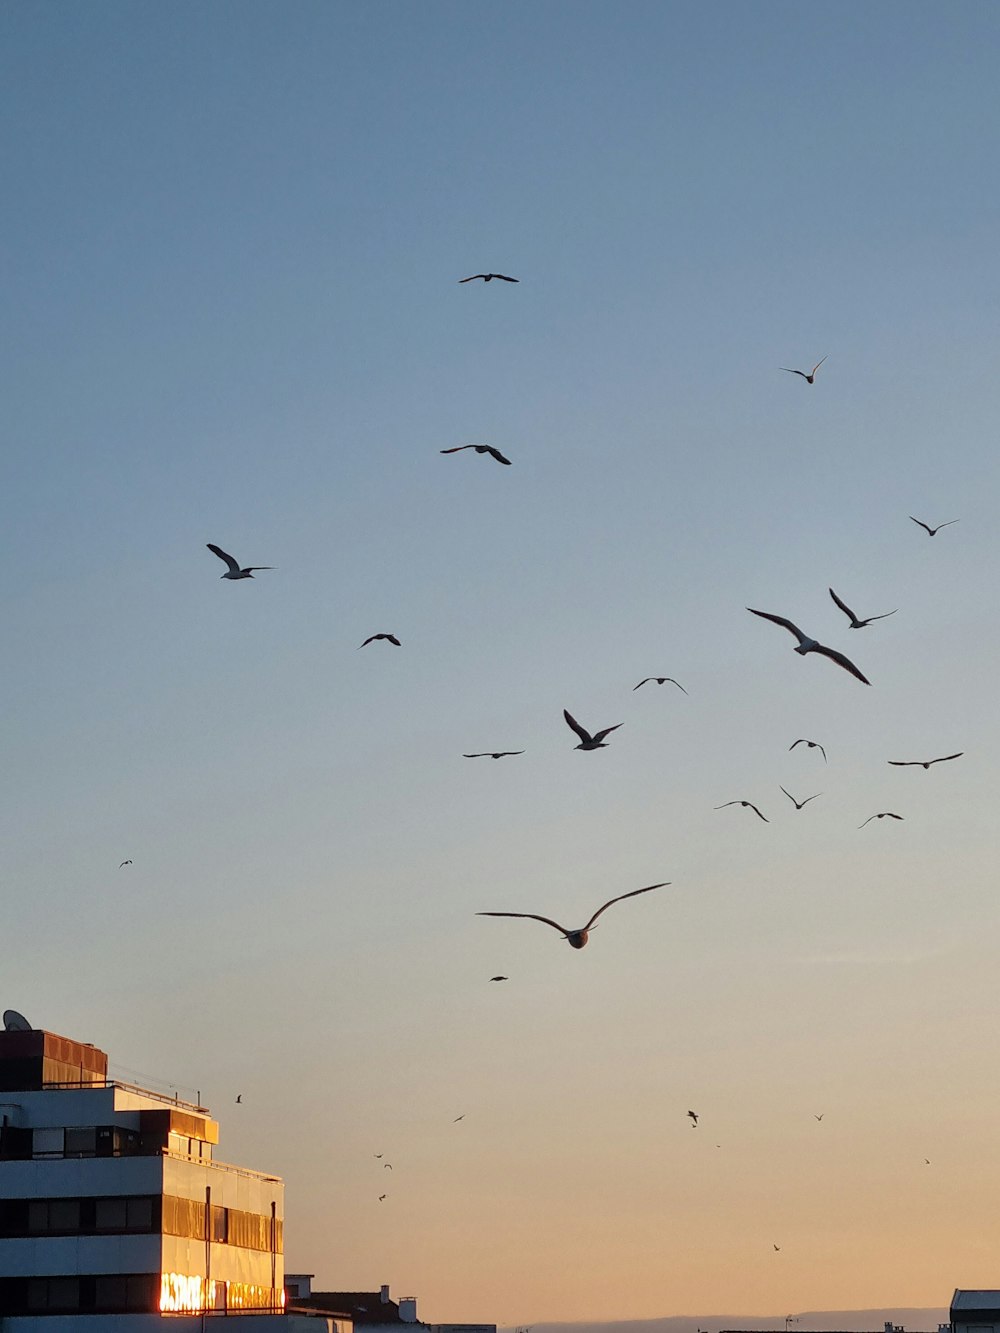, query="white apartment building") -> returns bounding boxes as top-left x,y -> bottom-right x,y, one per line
0,1021 -> 336,1330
